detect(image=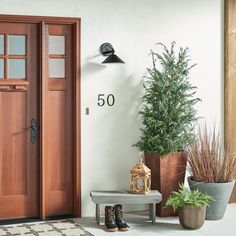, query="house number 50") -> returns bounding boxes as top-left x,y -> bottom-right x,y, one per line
97,94 -> 115,107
